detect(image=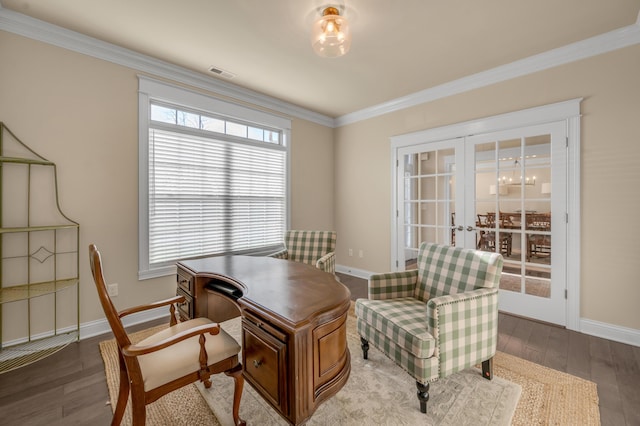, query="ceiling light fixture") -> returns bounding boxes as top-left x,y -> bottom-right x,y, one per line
311,6 -> 351,58
499,159 -> 536,187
